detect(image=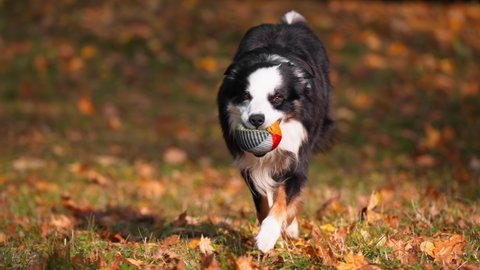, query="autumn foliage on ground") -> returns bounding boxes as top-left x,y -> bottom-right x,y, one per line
1,1 -> 479,269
